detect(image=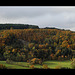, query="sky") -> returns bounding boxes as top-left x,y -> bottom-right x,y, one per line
0,6 -> 75,31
